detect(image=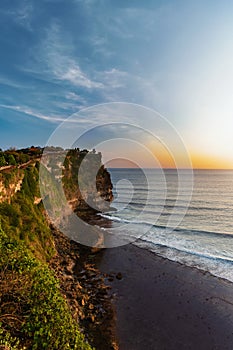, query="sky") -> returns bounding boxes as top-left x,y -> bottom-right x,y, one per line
0,0 -> 233,168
